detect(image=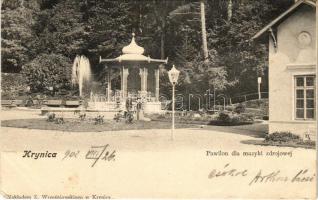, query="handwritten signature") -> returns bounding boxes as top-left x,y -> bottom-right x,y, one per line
208,163 -> 315,185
